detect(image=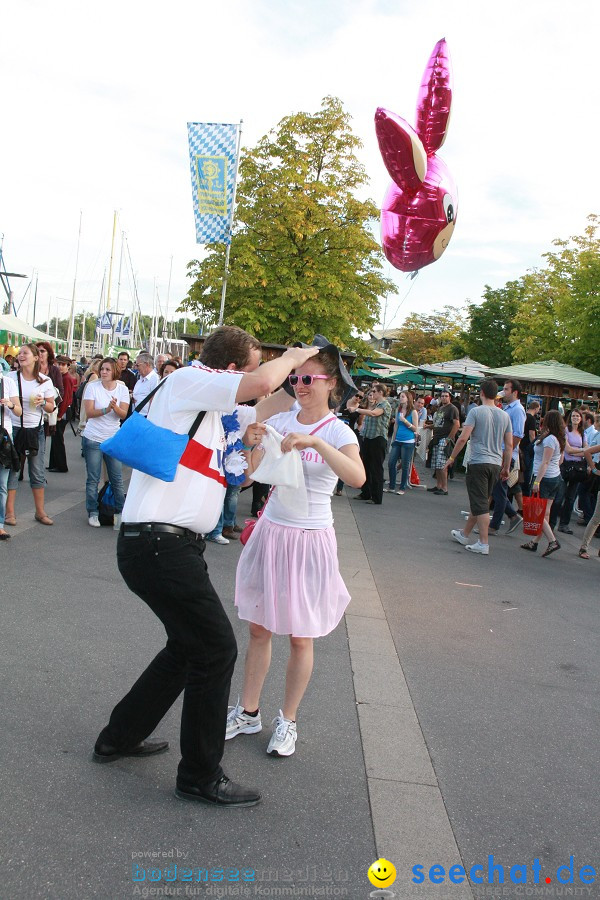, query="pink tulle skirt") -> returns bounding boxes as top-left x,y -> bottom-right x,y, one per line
234,516 -> 351,638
